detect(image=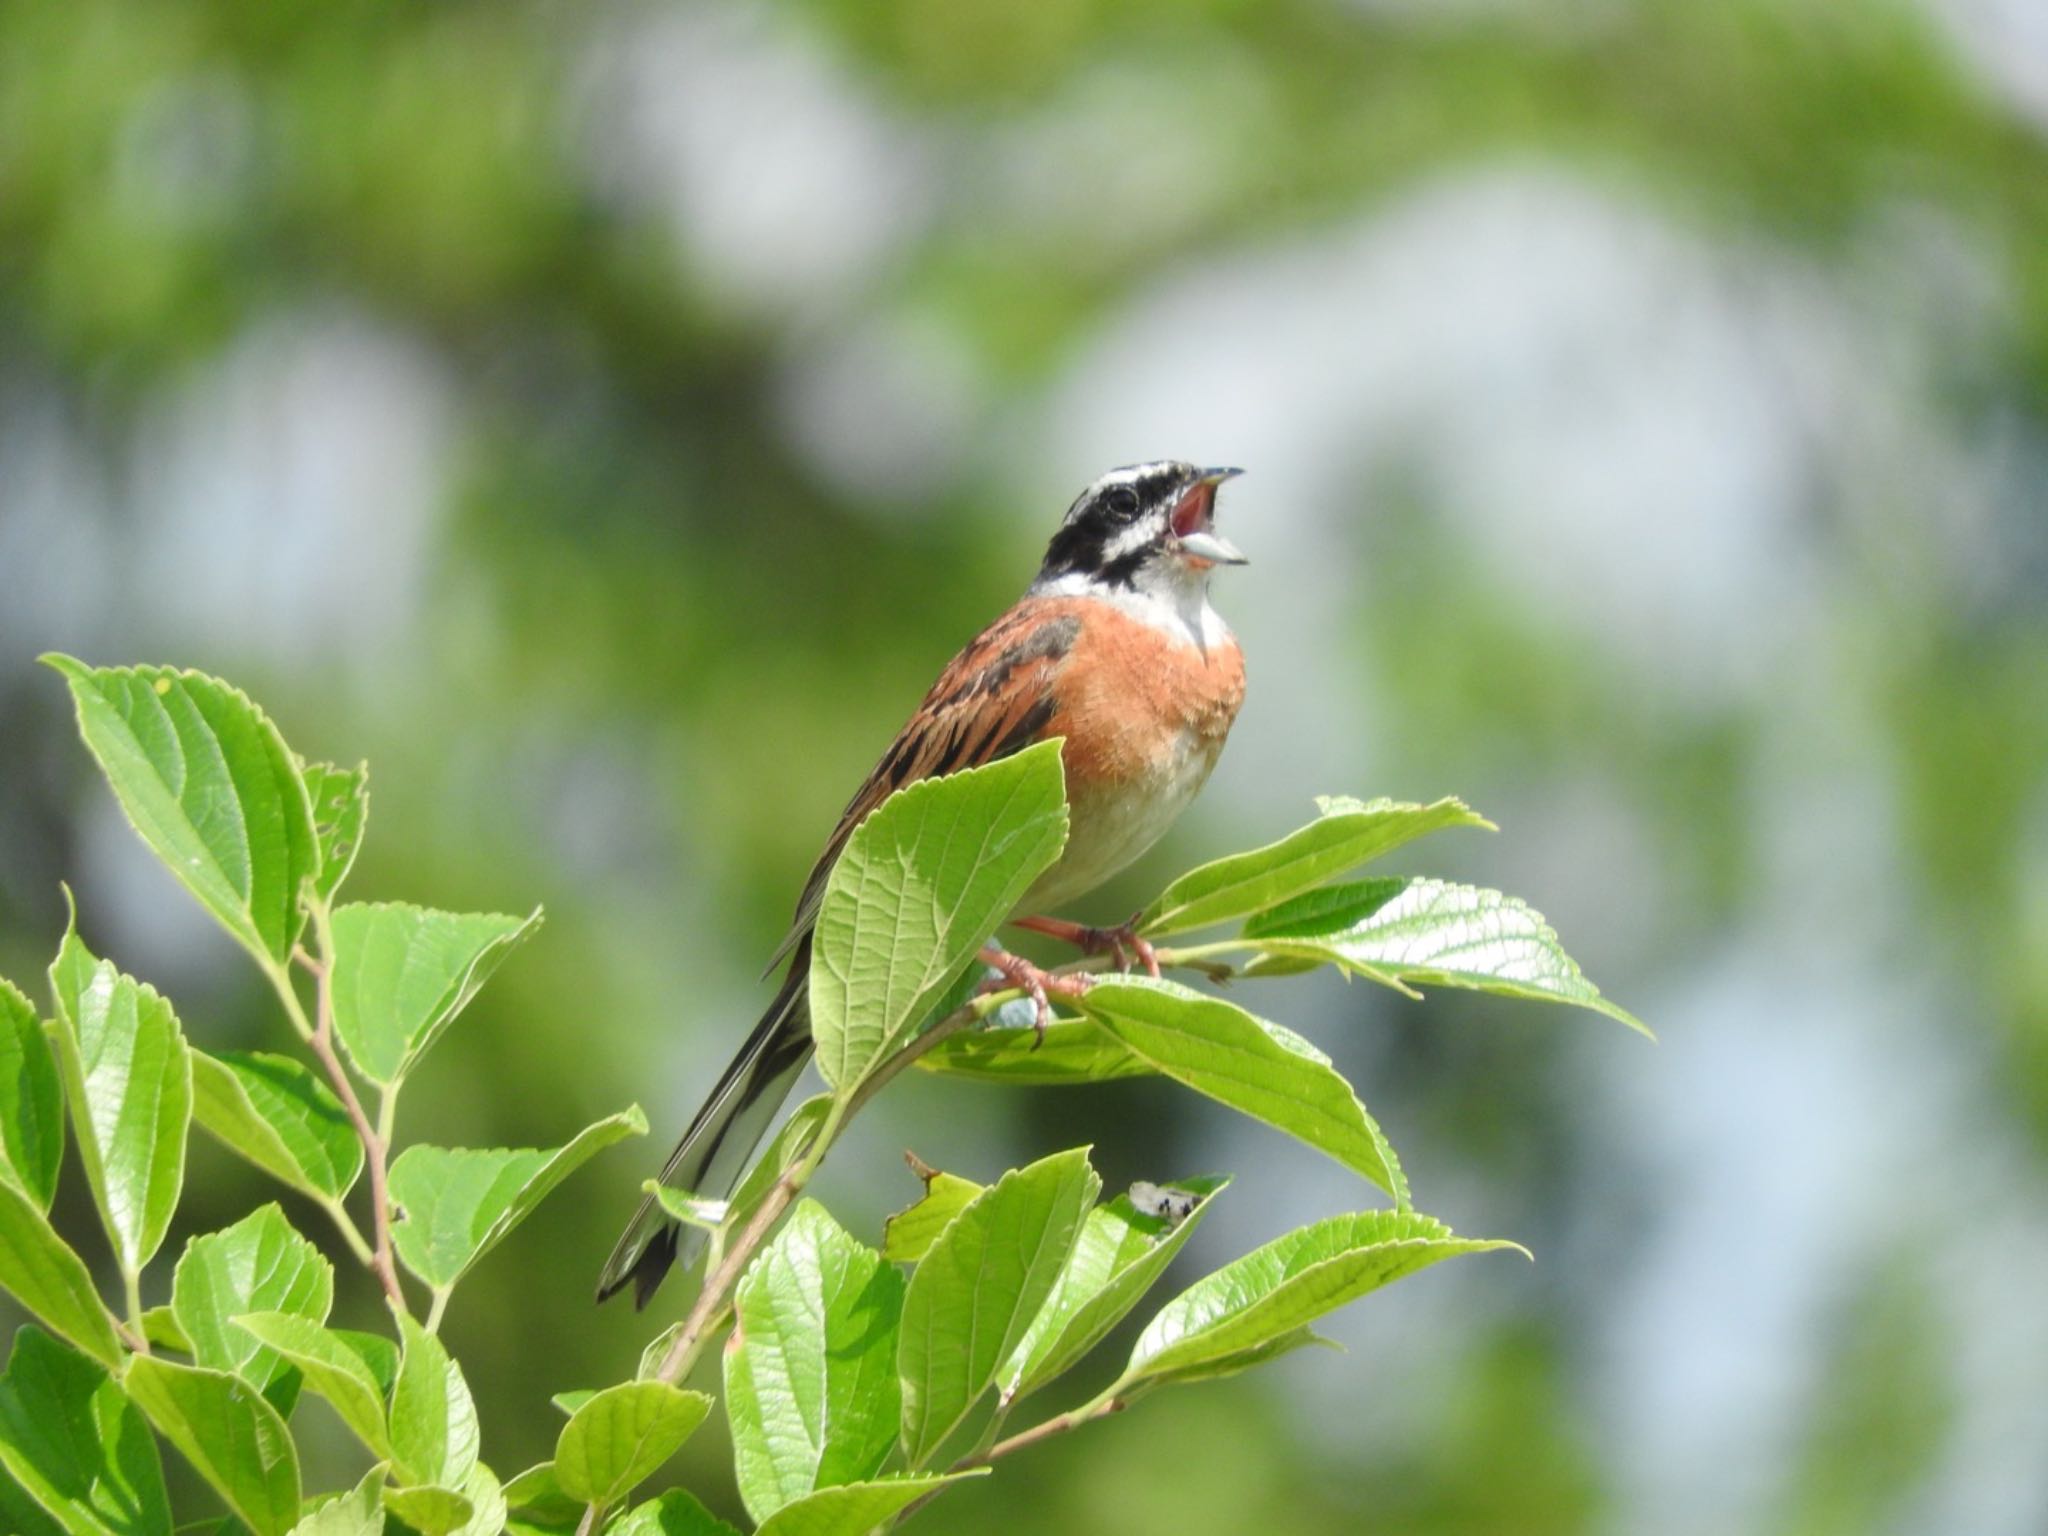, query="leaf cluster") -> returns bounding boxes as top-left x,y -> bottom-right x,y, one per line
0,658 -> 1637,1534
